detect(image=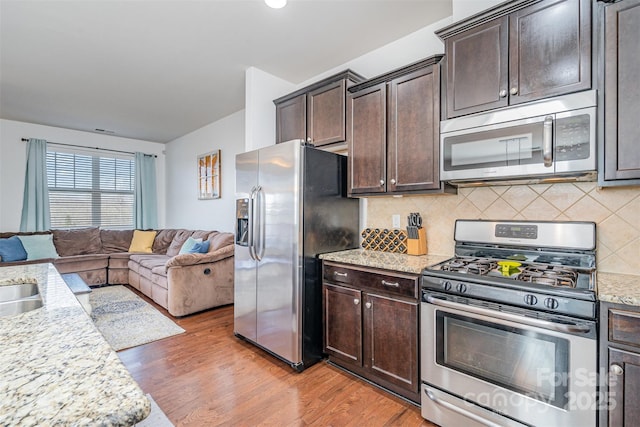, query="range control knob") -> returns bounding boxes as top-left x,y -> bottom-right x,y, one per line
544,298 -> 559,310
456,283 -> 467,293
443,281 -> 452,291
524,294 -> 538,306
